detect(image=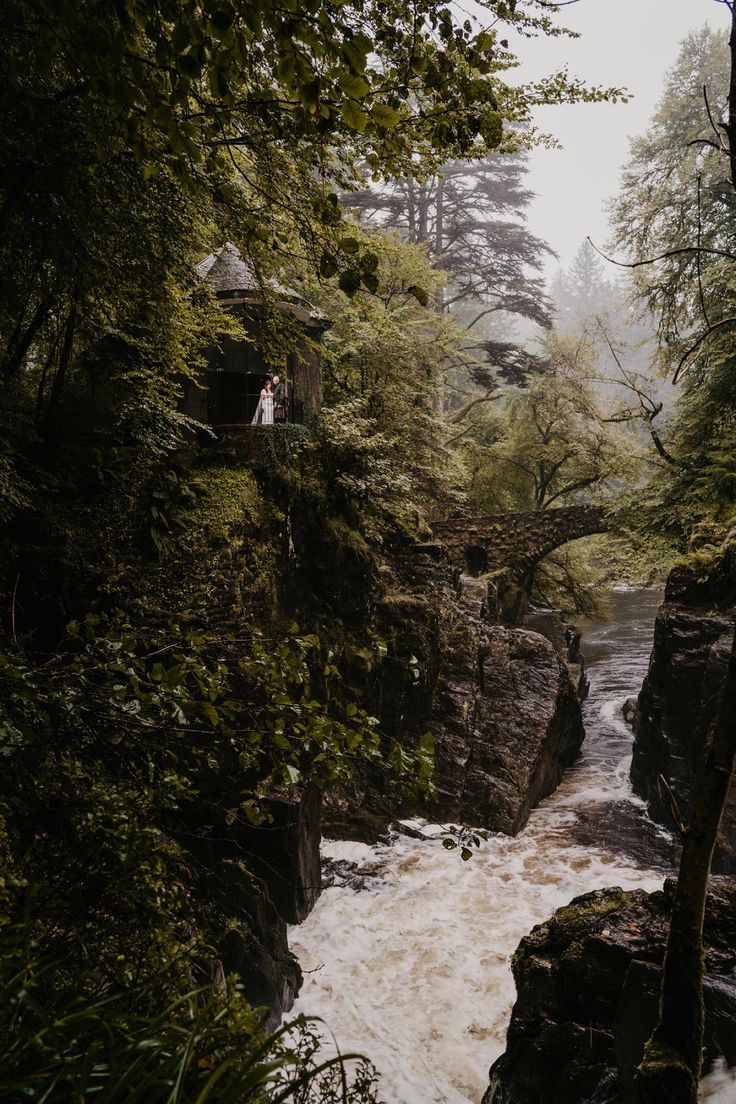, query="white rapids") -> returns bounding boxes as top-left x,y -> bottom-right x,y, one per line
290,590 -> 736,1104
